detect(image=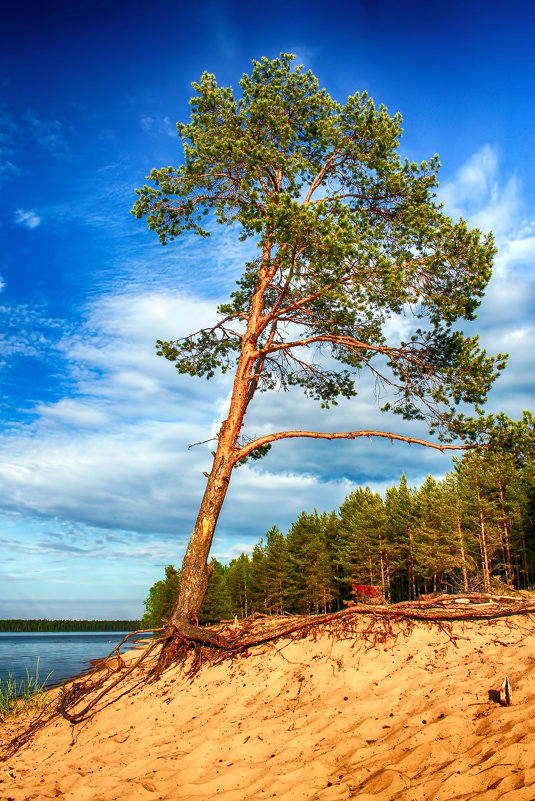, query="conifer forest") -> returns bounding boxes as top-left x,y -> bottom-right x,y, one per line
142,413 -> 535,627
